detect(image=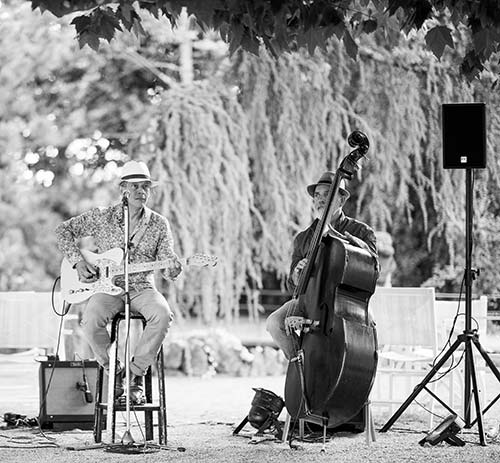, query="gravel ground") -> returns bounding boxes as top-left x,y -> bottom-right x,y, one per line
1,352 -> 500,462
